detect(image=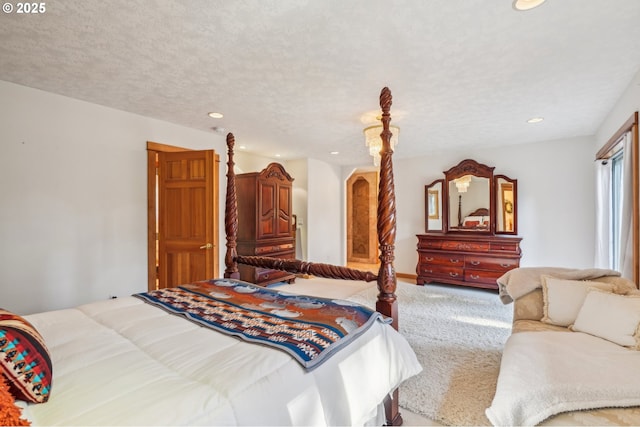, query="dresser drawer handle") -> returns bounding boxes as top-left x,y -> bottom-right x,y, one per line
470,274 -> 480,280
500,263 -> 511,268
425,269 -> 433,274
449,259 -> 460,264
470,260 -> 481,266
449,272 -> 459,277
425,257 -> 434,261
